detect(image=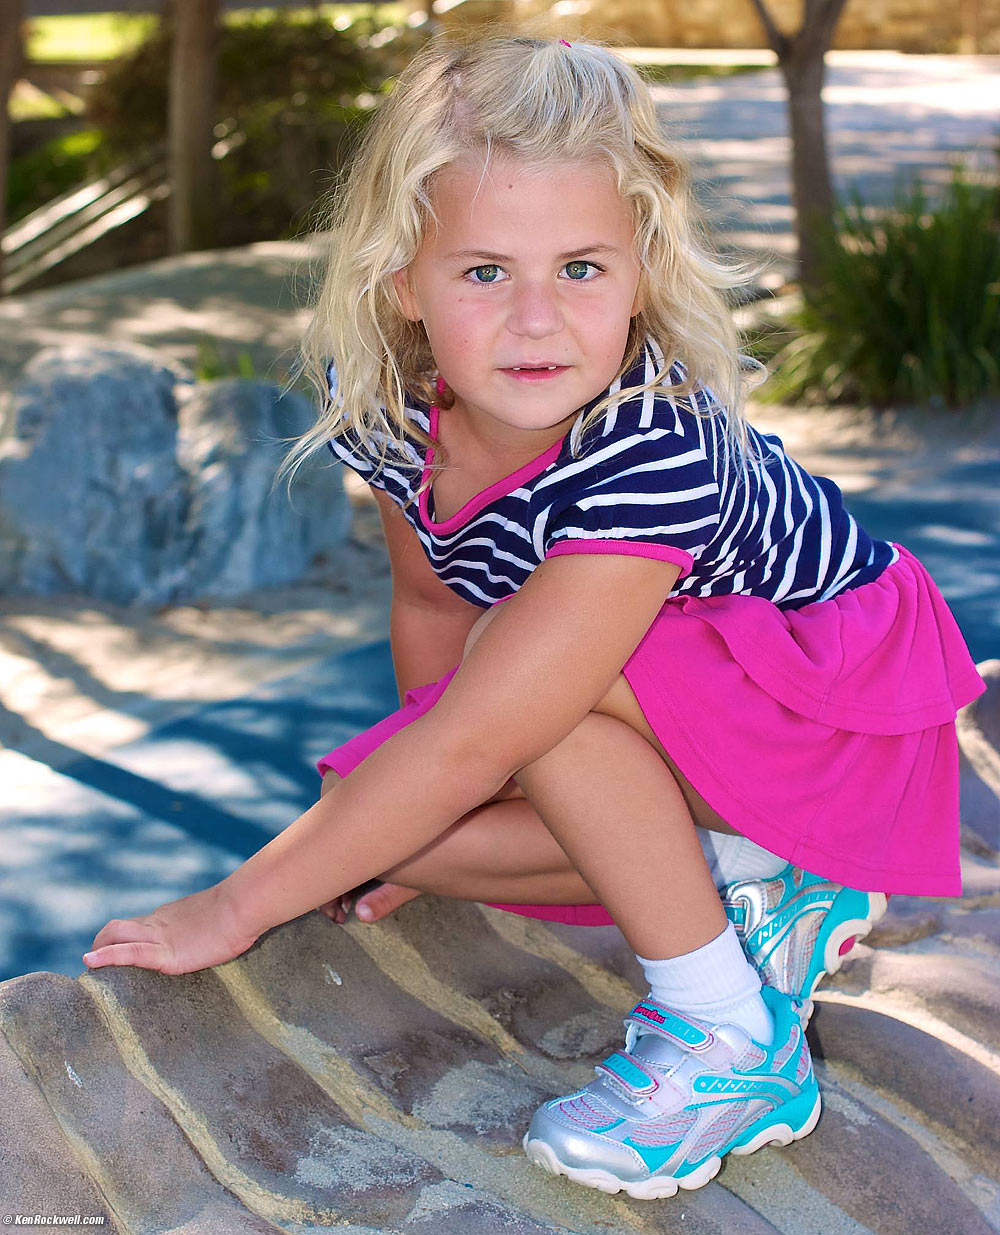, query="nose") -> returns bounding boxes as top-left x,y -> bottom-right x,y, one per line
506,277 -> 564,338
